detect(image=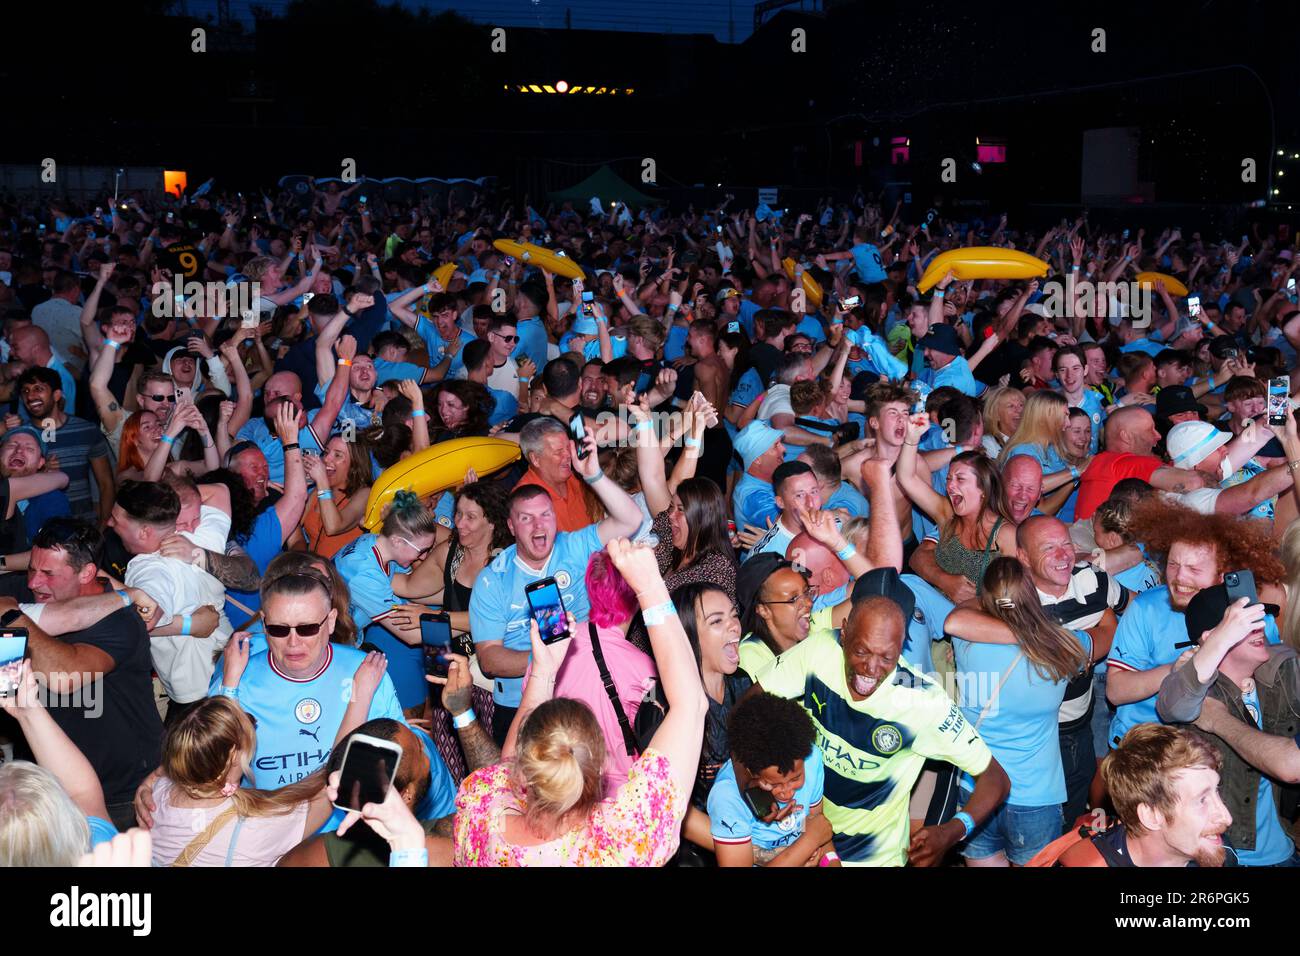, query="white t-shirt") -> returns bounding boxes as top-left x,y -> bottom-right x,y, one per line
1166,487 -> 1221,514
126,553 -> 234,704
487,356 -> 519,394
757,384 -> 794,421
181,504 -> 232,553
